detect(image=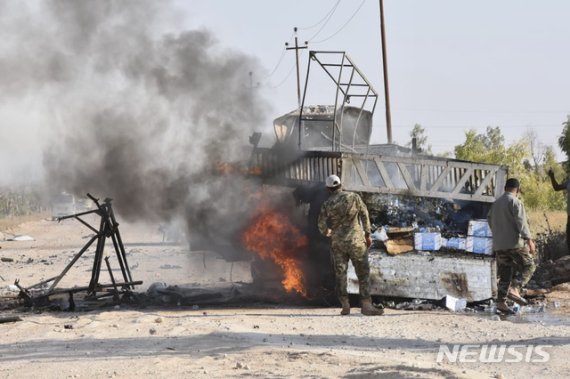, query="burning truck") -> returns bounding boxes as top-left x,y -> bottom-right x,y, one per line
3,51 -> 508,310
241,51 -> 507,304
